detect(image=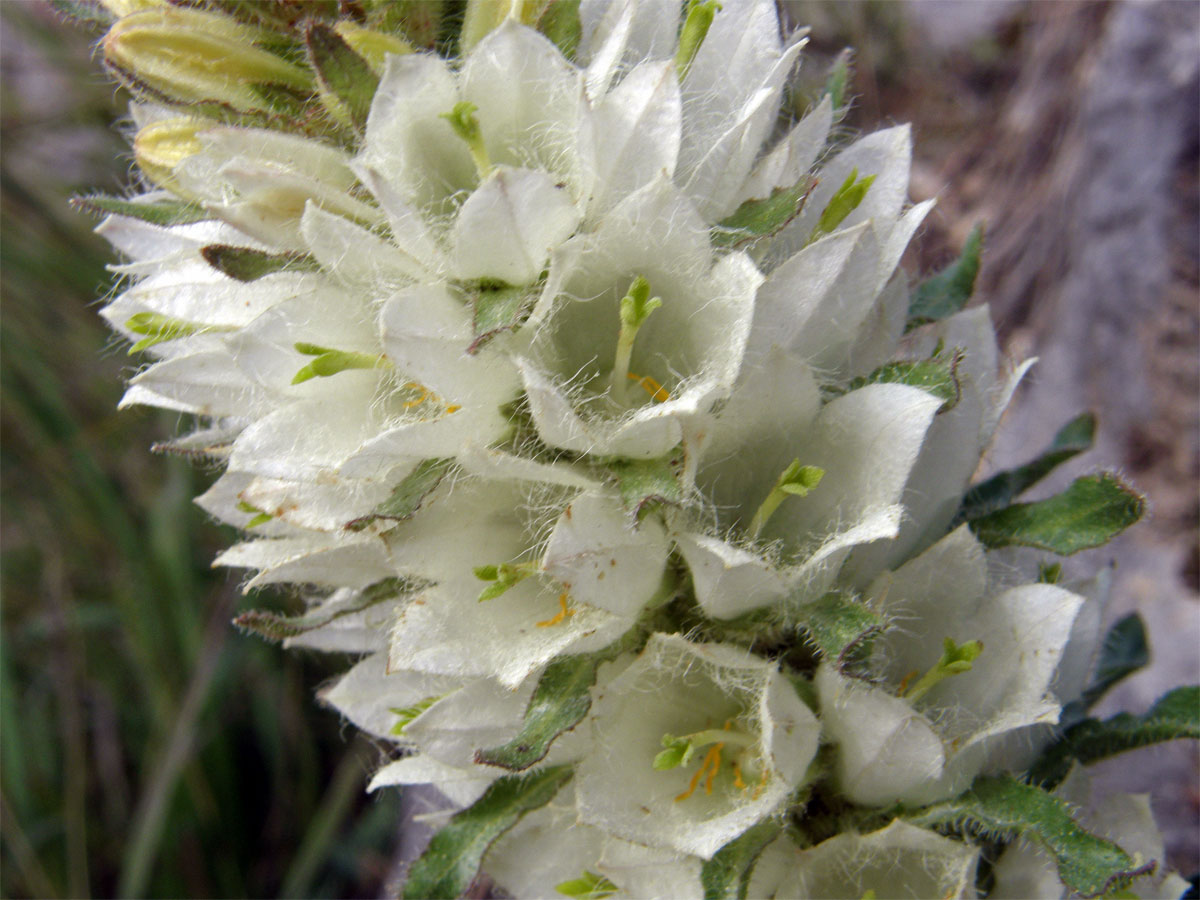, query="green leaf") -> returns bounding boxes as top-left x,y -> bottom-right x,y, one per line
200,244 -> 319,282
1068,613 -> 1149,721
957,412 -> 1096,522
232,576 -> 411,641
305,22 -> 380,134
345,459 -> 453,531
905,223 -> 984,331
712,176 -> 816,249
848,353 -> 963,412
475,630 -> 642,770
1029,686 -> 1200,790
403,765 -> 574,900
536,0 -> 582,61
701,820 -> 782,900
808,168 -> 875,244
822,48 -> 853,118
967,473 -> 1144,555
800,592 -> 884,670
71,194 -> 208,226
469,282 -> 533,353
908,775 -> 1150,898
606,450 -> 685,516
